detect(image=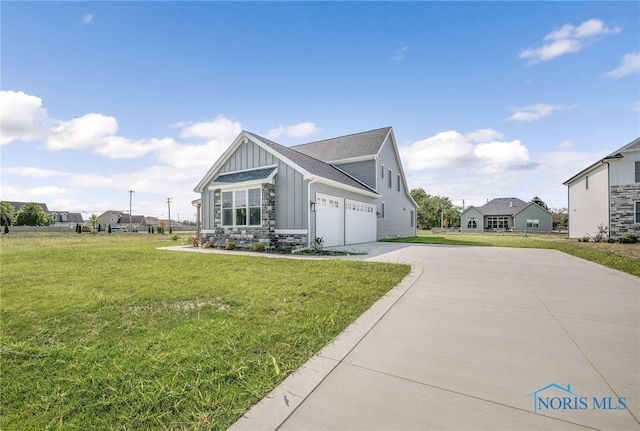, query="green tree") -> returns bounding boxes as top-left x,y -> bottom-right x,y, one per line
1,202 -> 16,227
531,196 -> 549,210
410,189 -> 461,229
89,214 -> 99,231
16,202 -> 52,226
